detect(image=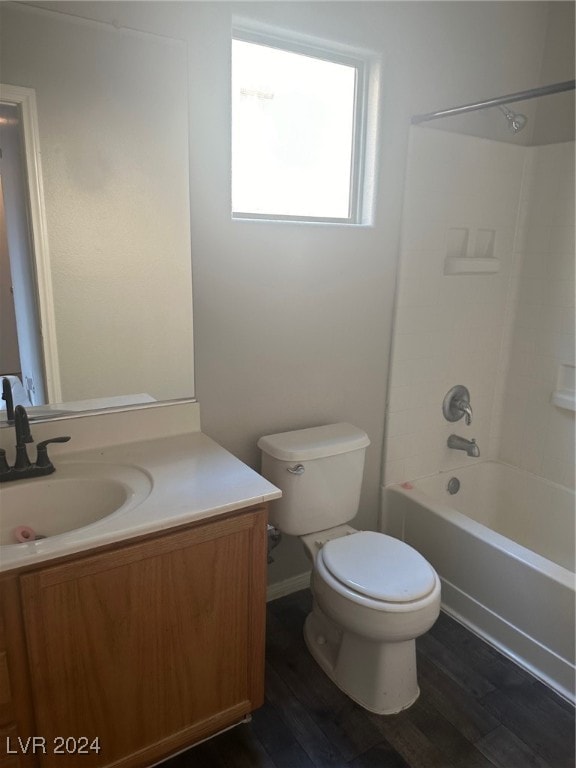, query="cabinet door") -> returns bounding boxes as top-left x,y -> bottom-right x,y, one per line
0,578 -> 38,768
19,508 -> 267,768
